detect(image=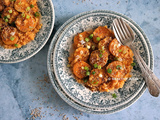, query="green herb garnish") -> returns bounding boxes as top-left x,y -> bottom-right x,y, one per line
131,62 -> 136,66
89,34 -> 93,39
30,4 -> 34,8
98,65 -> 101,69
96,37 -> 100,41
86,71 -> 90,76
85,38 -> 89,42
118,49 -> 122,52
8,10 -> 12,13
99,54 -> 102,58
112,93 -> 117,98
94,63 -> 98,68
26,15 -> 30,19
92,71 -> 96,75
14,44 -> 18,47
10,36 -> 15,41
22,13 -> 25,17
5,18 -> 8,22
84,66 -> 89,71
26,7 -> 30,11
107,68 -> 112,74
34,12 -> 40,17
